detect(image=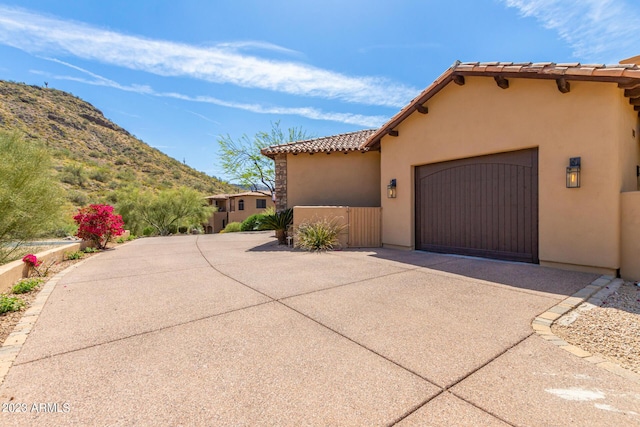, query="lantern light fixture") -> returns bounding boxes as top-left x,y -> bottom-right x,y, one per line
566,157 -> 581,188
387,179 -> 397,198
